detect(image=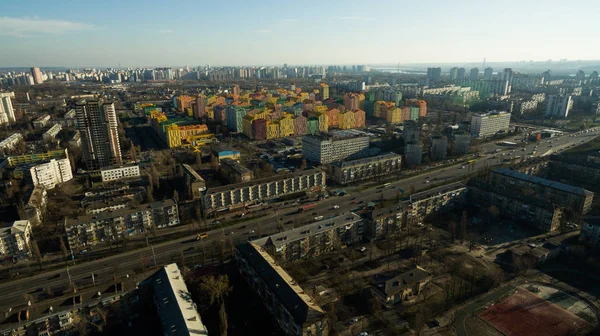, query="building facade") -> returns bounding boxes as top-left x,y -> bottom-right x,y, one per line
409,182 -> 467,220
204,169 -> 326,210
0,220 -> 32,260
220,158 -> 254,183
65,199 -> 180,250
329,153 -> 402,184
545,95 -> 573,118
302,134 -> 370,164
429,136 -> 448,161
29,158 -> 73,189
470,111 -> 511,138
0,92 -> 16,125
0,133 -> 22,151
42,124 -> 62,141
100,165 -> 141,182
75,99 -> 123,170
404,142 -> 423,166
236,243 -> 330,336
182,163 -> 206,199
